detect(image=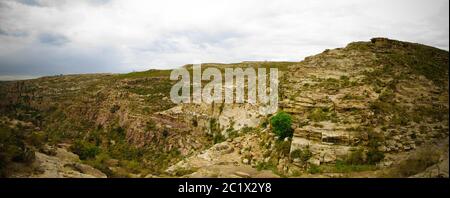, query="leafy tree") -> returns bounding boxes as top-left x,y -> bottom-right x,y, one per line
270,111 -> 293,139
